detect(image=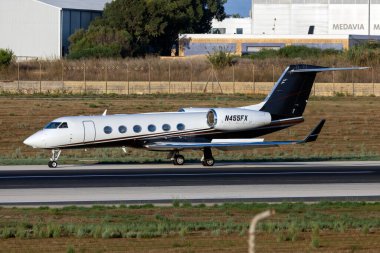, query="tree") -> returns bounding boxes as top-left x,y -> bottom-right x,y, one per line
68,0 -> 226,58
0,48 -> 14,67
